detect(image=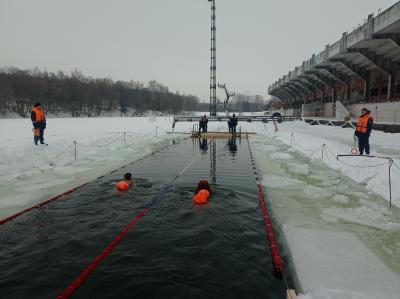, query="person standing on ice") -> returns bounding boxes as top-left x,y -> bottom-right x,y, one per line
31,102 -> 47,145
203,115 -> 208,132
198,115 -> 208,133
355,108 -> 373,155
202,114 -> 208,132
229,114 -> 238,134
